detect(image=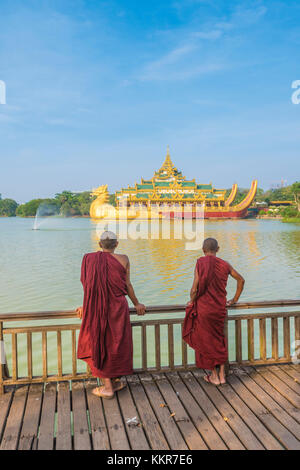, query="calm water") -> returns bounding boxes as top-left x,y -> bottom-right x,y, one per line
0,217 -> 299,374
0,217 -> 299,312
